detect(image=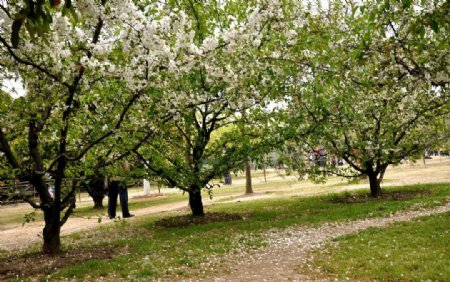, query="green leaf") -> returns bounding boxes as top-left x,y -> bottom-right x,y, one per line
417,24 -> 425,39
69,8 -> 78,23
402,0 -> 411,9
368,10 -> 376,23
24,22 -> 36,38
351,6 -> 358,17
14,12 -> 27,21
430,19 -> 439,33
